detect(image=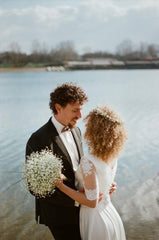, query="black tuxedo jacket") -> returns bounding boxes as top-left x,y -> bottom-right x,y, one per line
25,118 -> 83,225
